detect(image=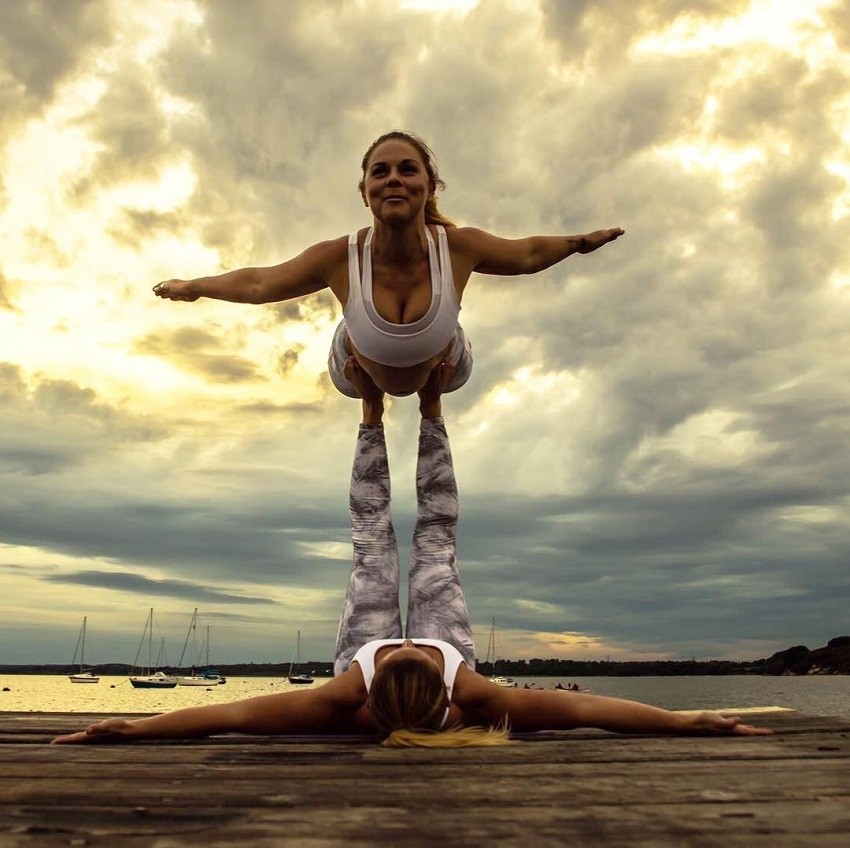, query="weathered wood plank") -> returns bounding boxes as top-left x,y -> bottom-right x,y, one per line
3,800 -> 850,848
0,711 -> 848,847
0,738 -> 845,778
2,760 -> 848,807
